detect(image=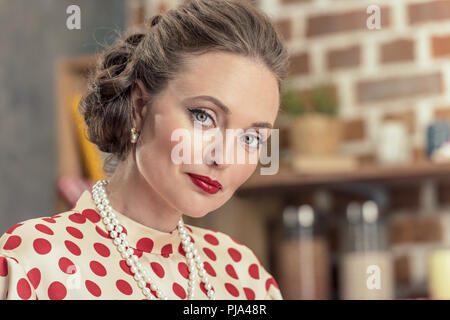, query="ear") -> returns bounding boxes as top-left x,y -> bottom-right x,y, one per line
130,79 -> 149,131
